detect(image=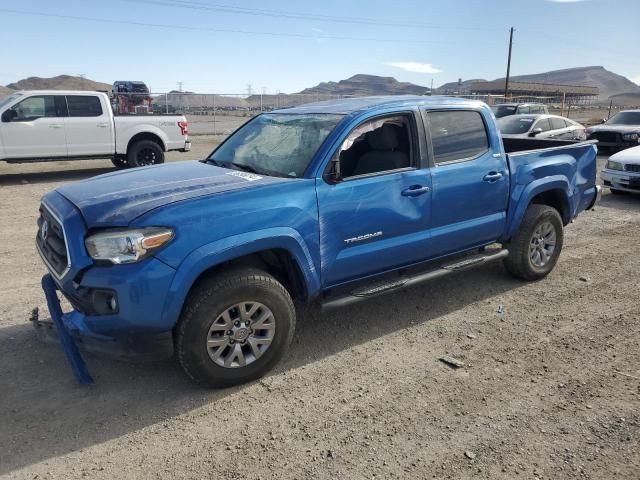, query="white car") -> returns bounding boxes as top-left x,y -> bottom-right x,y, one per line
601,145 -> 640,194
0,90 -> 190,168
498,114 -> 587,141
